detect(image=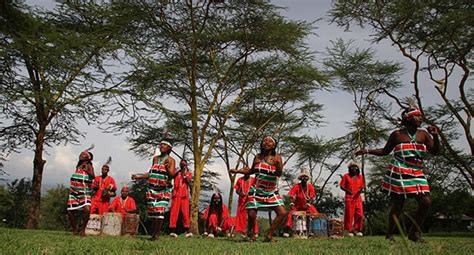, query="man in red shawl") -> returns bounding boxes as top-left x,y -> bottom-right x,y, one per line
283,168 -> 318,238
340,162 -> 365,237
169,160 -> 193,238
234,173 -> 259,238
109,184 -> 137,221
91,157 -> 117,215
